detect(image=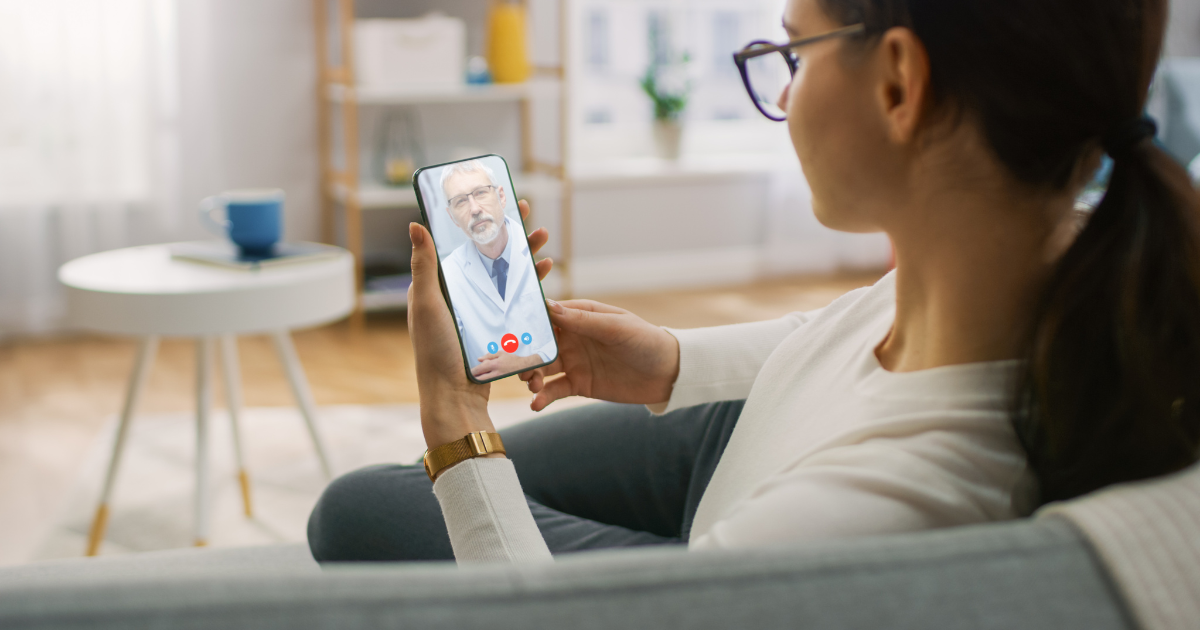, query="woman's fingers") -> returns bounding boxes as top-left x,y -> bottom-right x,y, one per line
527,357 -> 562,379
520,200 -> 553,259
546,300 -> 626,339
554,299 -> 629,315
527,227 -> 549,255
535,258 -> 553,281
531,374 -> 577,411
406,282 -> 416,330
525,370 -> 545,393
